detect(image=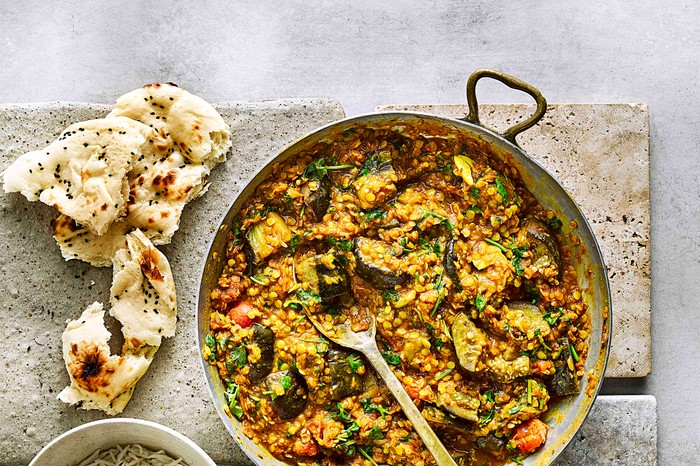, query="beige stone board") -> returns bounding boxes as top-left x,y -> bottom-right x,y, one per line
378,103 -> 651,378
